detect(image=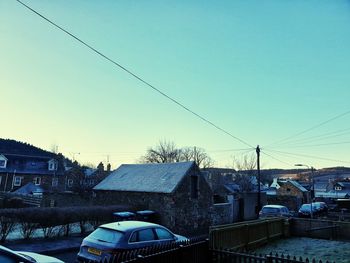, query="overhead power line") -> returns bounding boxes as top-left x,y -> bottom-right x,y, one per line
261,151 -> 292,167
276,141 -> 350,149
264,148 -> 350,165
265,109 -> 350,148
16,0 -> 254,149
268,127 -> 350,148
